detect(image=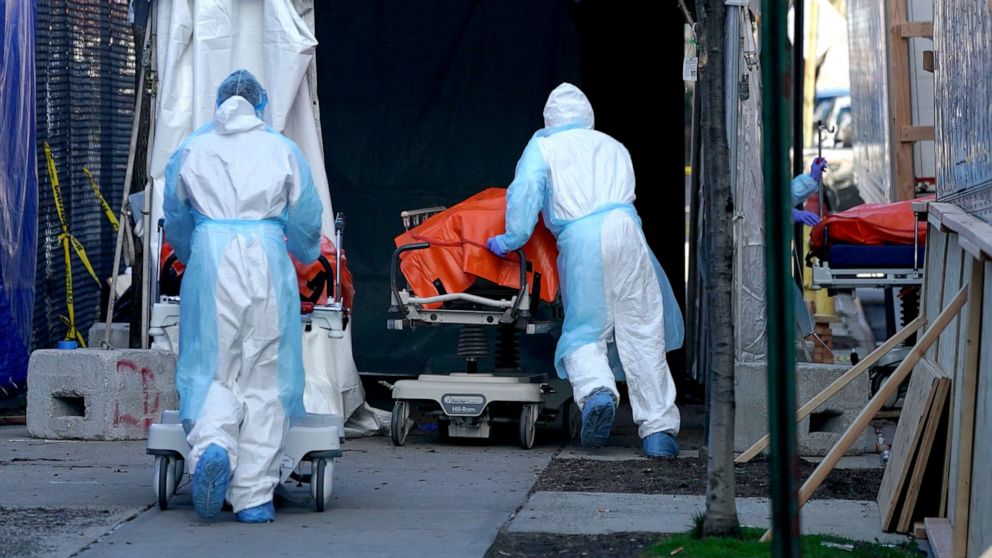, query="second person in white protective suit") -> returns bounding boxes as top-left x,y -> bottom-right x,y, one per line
486,83 -> 684,458
164,70 -> 323,522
